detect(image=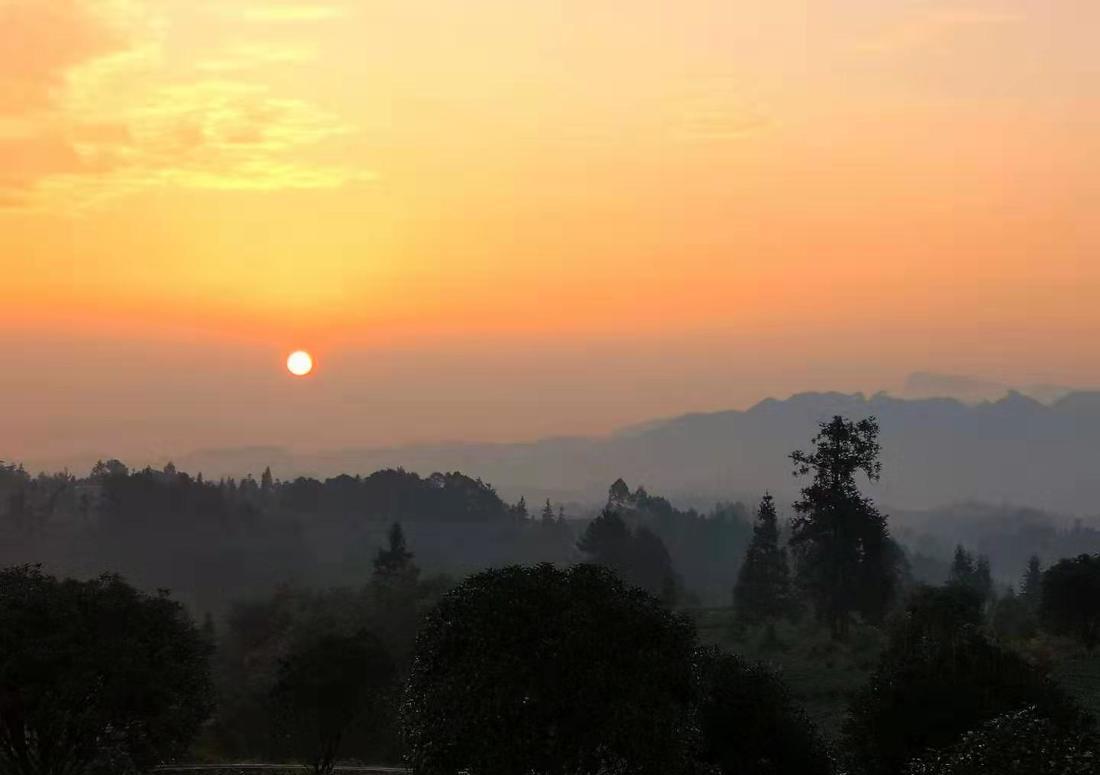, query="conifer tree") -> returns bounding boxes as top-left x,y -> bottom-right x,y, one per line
950,545 -> 976,586
733,494 -> 793,626
541,498 -> 555,524
372,522 -> 419,589
1021,555 -> 1042,611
